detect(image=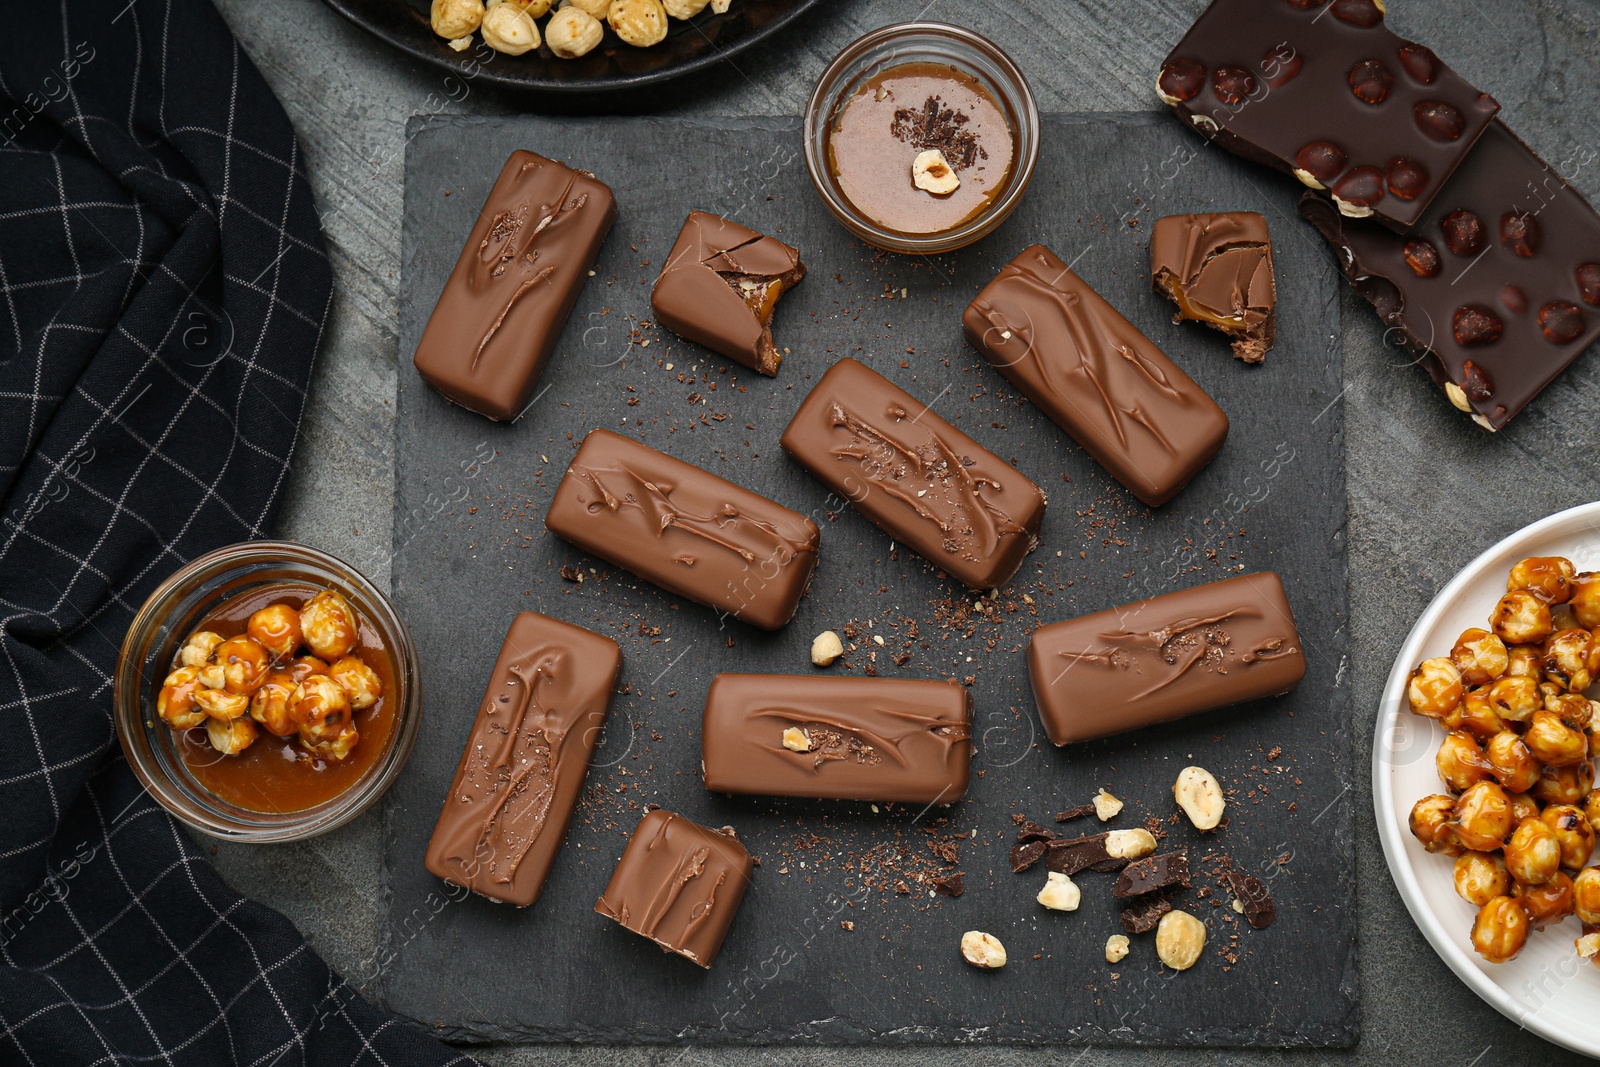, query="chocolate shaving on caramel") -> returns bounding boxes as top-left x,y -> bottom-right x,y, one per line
890,95 -> 987,171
